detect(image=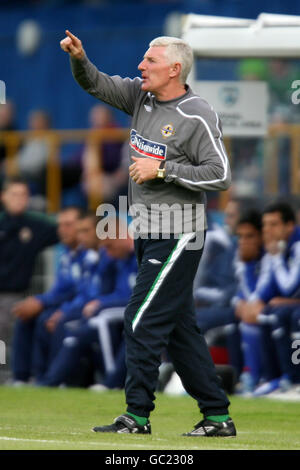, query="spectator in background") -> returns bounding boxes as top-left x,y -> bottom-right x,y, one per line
17,109 -> 52,203
194,198 -> 240,329
238,58 -> 300,120
233,210 -> 271,393
236,58 -> 300,197
81,104 -> 125,203
0,101 -> 17,168
40,217 -> 137,389
194,198 -> 243,379
239,201 -> 300,396
0,177 -> 58,383
238,58 -> 268,82
31,212 -> 116,386
62,104 -> 125,207
268,59 -> 300,120
235,59 -> 269,198
11,206 -> 83,384
162,199 -> 242,394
